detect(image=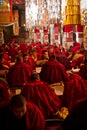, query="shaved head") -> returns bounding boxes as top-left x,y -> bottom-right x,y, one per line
10,94 -> 26,108
10,94 -> 26,119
